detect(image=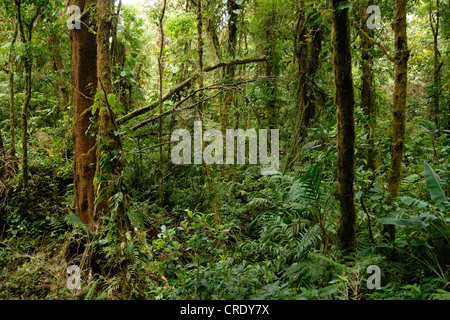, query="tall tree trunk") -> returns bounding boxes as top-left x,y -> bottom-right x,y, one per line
385,0 -> 410,242
158,0 -> 167,206
95,0 -> 125,220
220,0 -> 239,133
361,4 -> 380,170
448,0 -> 450,134
303,26 -> 323,128
264,1 -> 279,129
332,0 -> 357,254
285,0 -> 308,172
195,0 -> 220,222
9,24 -> 18,159
70,0 -> 98,230
430,0 -> 441,133
20,61 -> 31,191
49,25 -> 69,111
15,0 -> 40,192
